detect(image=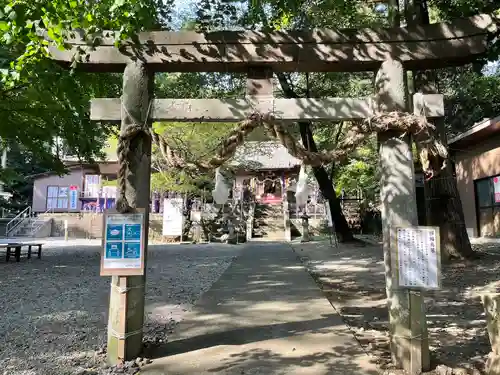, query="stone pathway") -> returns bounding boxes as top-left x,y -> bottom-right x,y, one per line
141,241 -> 379,375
